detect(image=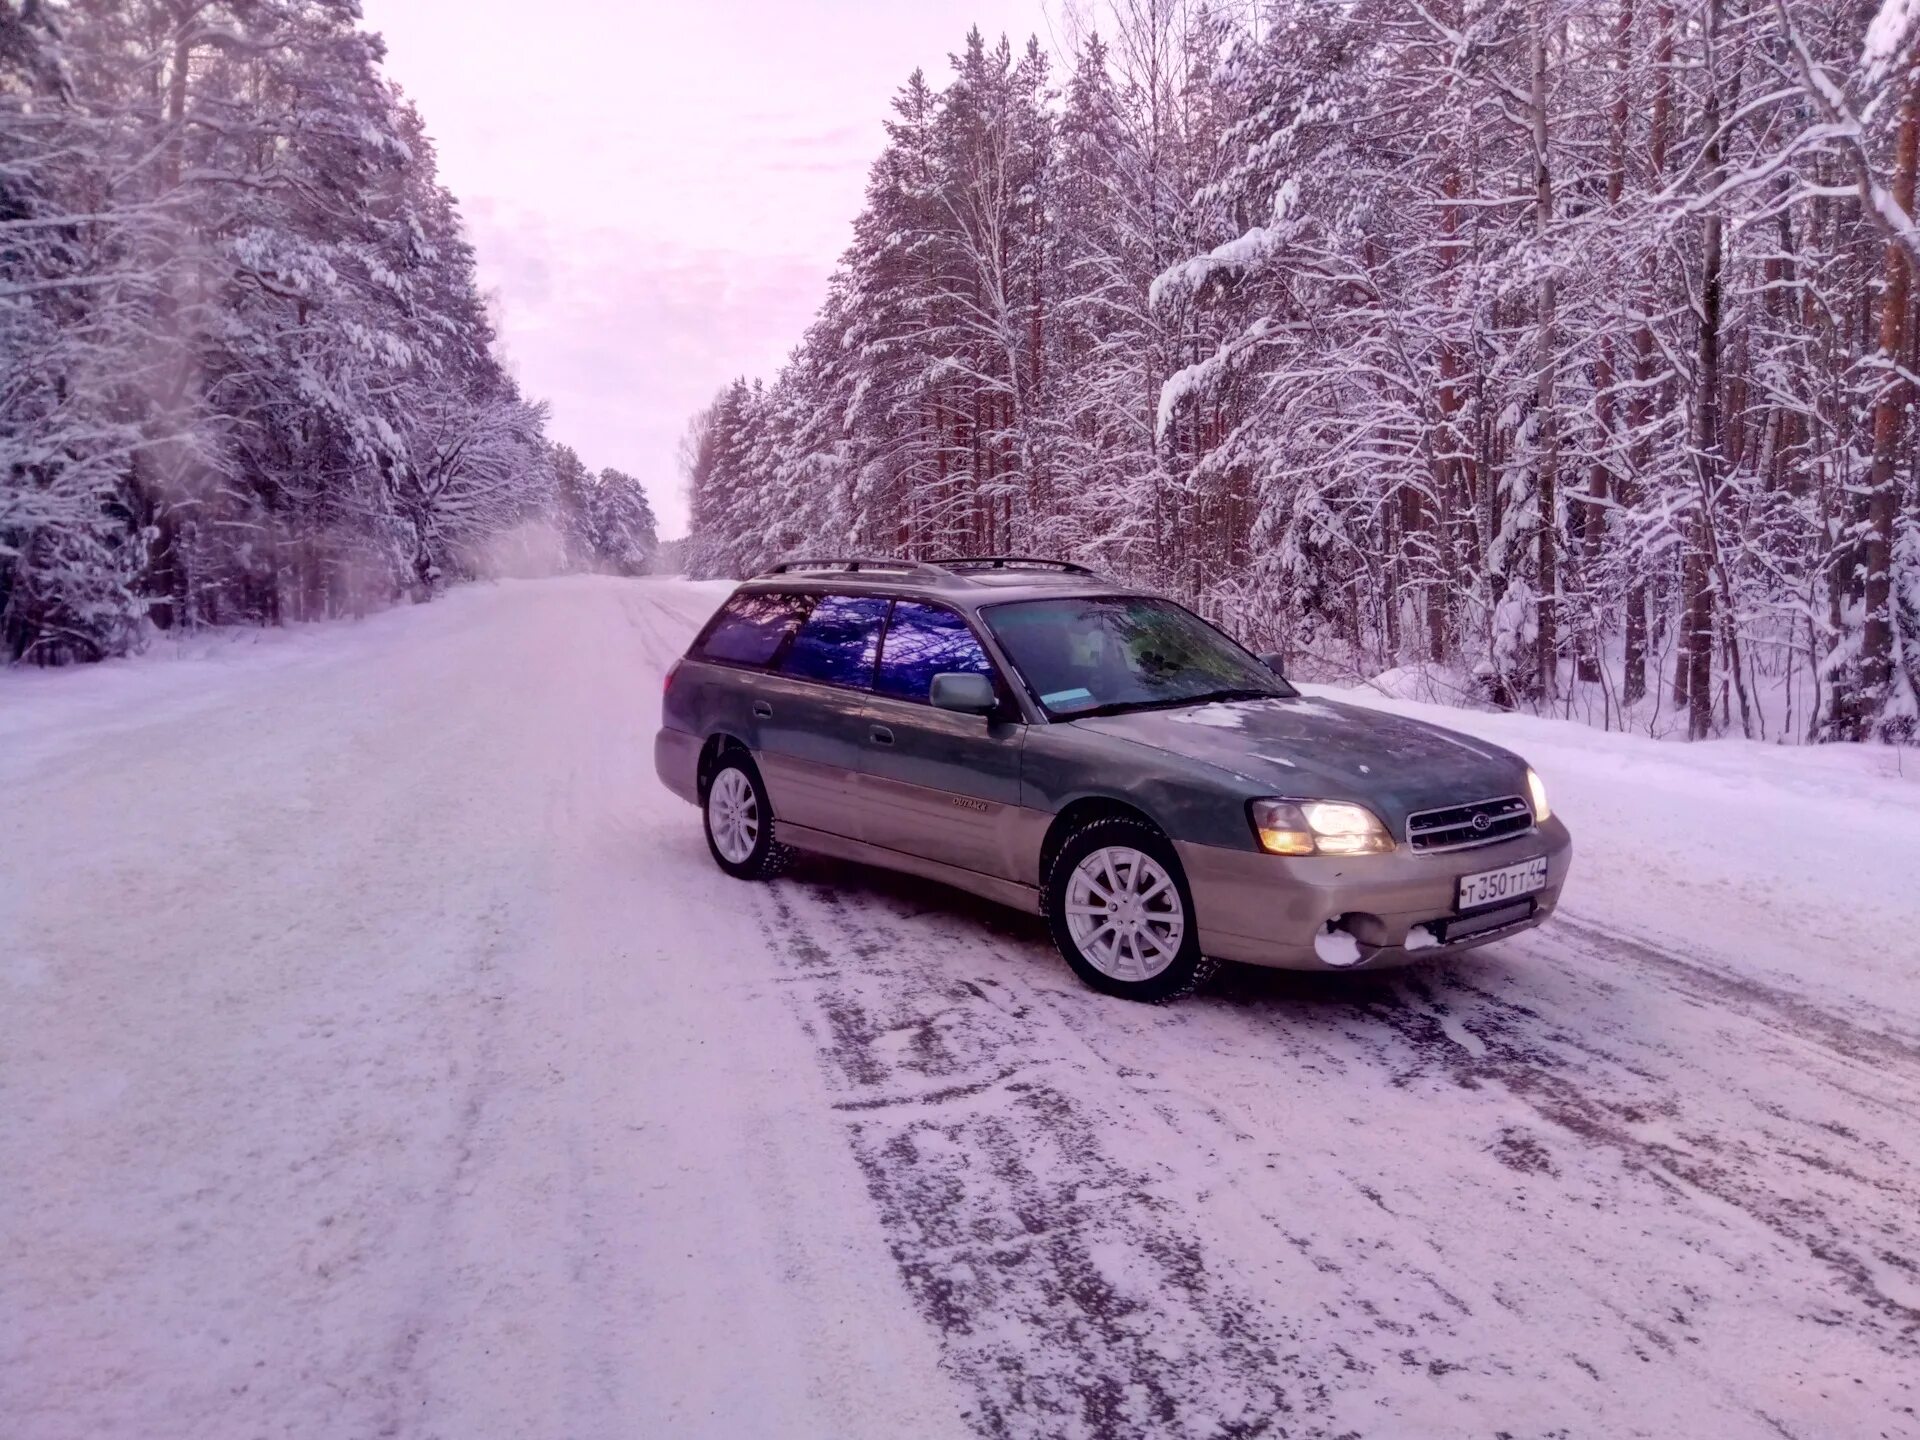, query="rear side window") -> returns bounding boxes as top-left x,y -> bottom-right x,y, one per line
875,601 -> 995,702
695,591 -> 811,667
780,595 -> 888,688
